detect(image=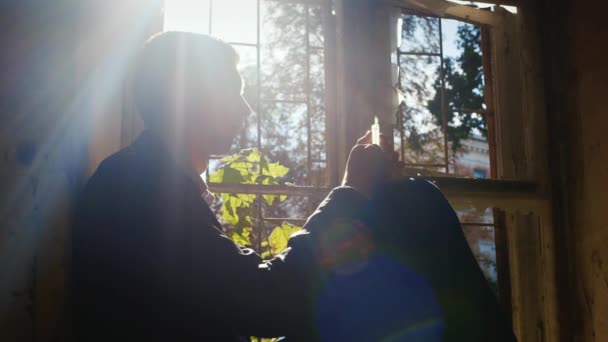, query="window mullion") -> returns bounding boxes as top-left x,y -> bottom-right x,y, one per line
438,18 -> 450,174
